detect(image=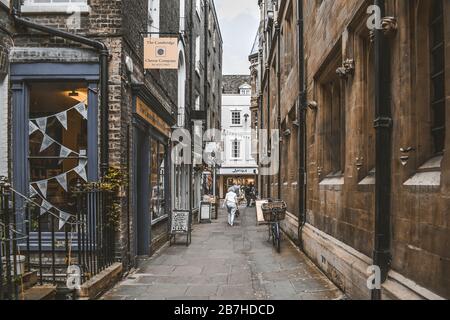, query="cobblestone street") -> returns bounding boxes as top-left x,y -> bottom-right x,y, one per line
102,207 -> 343,300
